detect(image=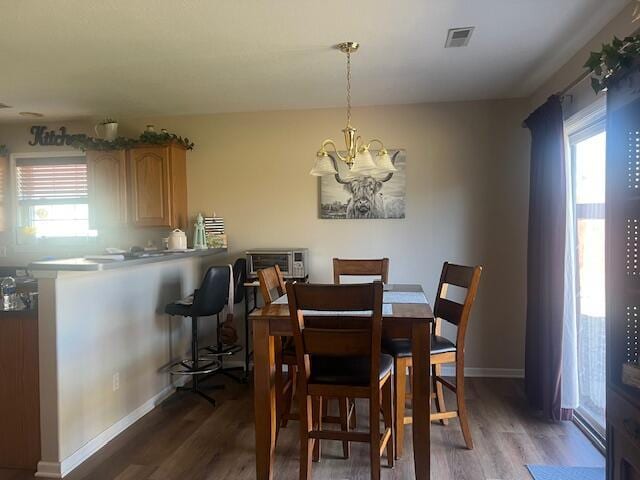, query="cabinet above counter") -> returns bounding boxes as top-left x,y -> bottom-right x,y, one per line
86,143 -> 188,230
